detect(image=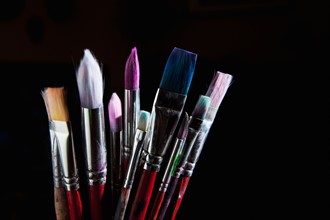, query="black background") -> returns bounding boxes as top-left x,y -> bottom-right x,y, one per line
0,0 -> 328,219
